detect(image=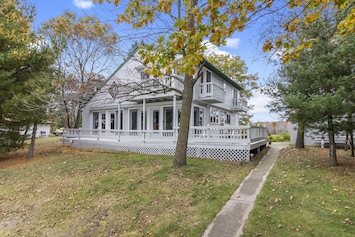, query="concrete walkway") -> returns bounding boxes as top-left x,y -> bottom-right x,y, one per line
202,142 -> 290,237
